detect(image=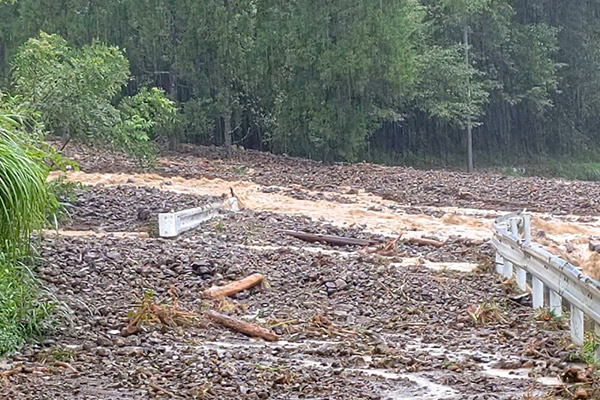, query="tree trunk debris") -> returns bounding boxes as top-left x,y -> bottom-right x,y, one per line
405,237 -> 445,247
206,310 -> 279,342
282,230 -> 373,247
203,273 -> 264,298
